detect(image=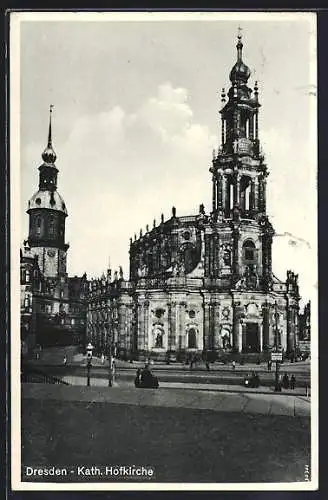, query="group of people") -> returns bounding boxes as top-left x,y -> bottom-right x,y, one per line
282,372 -> 296,390
135,363 -> 159,389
